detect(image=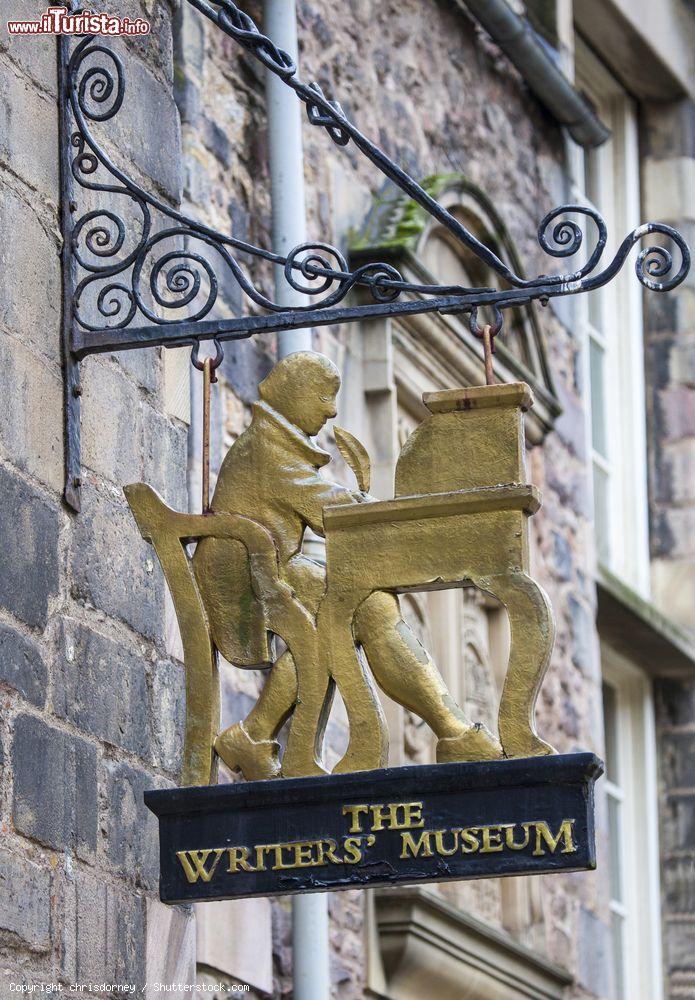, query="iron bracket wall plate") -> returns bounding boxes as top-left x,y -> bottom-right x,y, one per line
58,1 -> 691,510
